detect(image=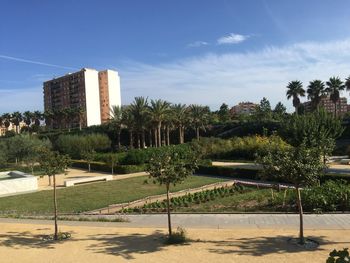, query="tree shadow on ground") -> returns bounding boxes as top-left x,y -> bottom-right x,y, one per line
0,230 -> 77,249
86,230 -> 178,260
204,235 -> 350,256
